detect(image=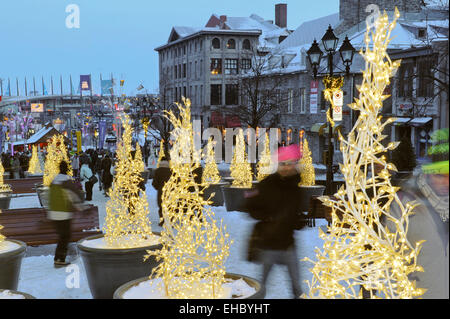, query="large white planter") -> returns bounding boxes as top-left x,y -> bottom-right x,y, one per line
0,239 -> 27,290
